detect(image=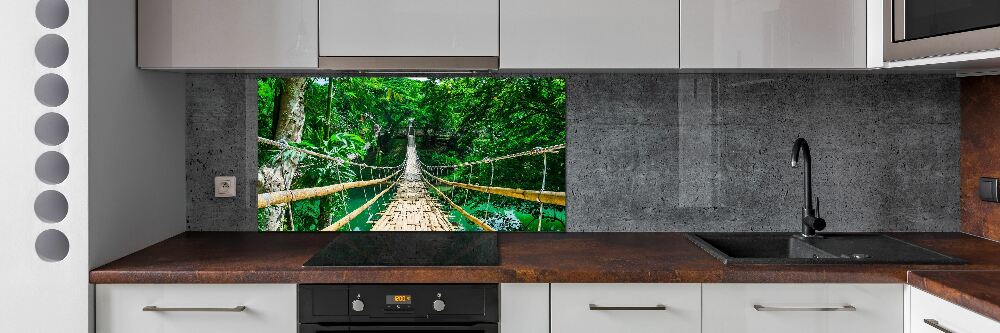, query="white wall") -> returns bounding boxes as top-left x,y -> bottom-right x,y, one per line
88,0 -> 187,270
0,0 -> 90,331
0,0 -> 185,331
